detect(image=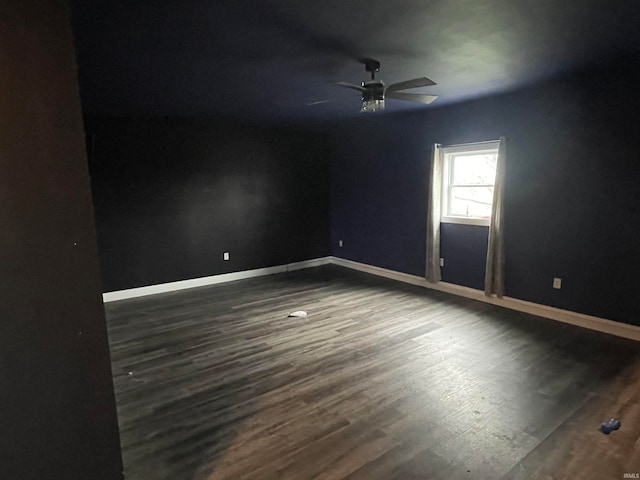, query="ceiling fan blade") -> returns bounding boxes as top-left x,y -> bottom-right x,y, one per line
386,91 -> 438,104
306,100 -> 333,107
334,81 -> 367,92
385,77 -> 437,93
